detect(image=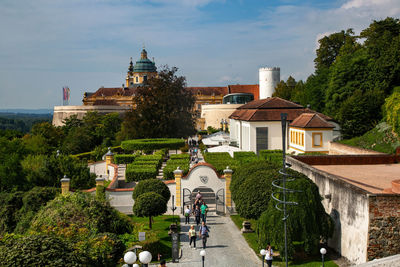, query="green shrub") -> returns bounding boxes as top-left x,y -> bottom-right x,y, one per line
0,233 -> 86,266
163,160 -> 190,179
126,165 -> 158,182
133,192 -> 167,229
121,138 -> 185,151
256,174 -> 334,260
169,153 -> 190,160
230,160 -> 280,219
114,154 -> 136,164
136,154 -> 163,161
0,191 -> 24,234
132,179 -> 171,202
204,152 -> 239,175
259,149 -> 283,164
204,152 -> 232,161
233,151 -> 258,164
180,144 -> 189,152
